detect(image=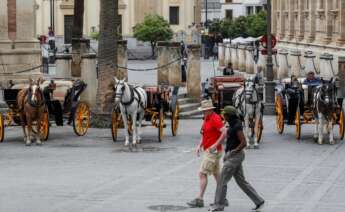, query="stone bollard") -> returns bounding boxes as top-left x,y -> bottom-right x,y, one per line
238,44 -> 247,72
319,53 -> 335,80
157,42 -> 170,85
224,42 -> 231,67
289,50 -> 302,77
116,40 -> 128,80
218,43 -> 225,67
167,43 -> 182,86
231,44 -> 239,70
278,49 -> 289,79
187,44 -> 201,98
55,54 -> 72,78
245,46 -> 255,74
80,53 -> 97,109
